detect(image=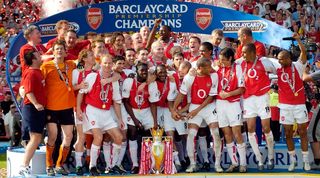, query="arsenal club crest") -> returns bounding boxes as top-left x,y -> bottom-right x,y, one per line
195,8 -> 212,30
86,8 -> 103,30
